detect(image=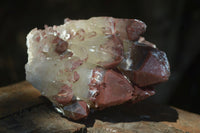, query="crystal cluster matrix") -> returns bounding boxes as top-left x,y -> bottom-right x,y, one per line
25,17 -> 170,120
